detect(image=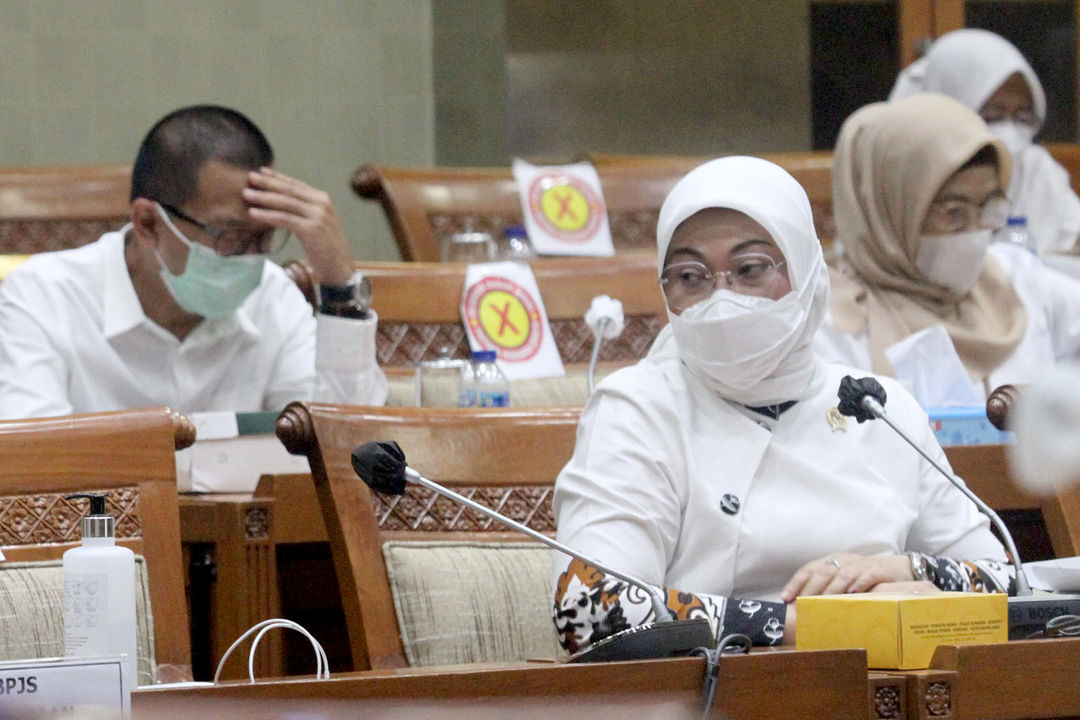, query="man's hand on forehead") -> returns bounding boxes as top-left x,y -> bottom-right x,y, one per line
243,167 -> 354,286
